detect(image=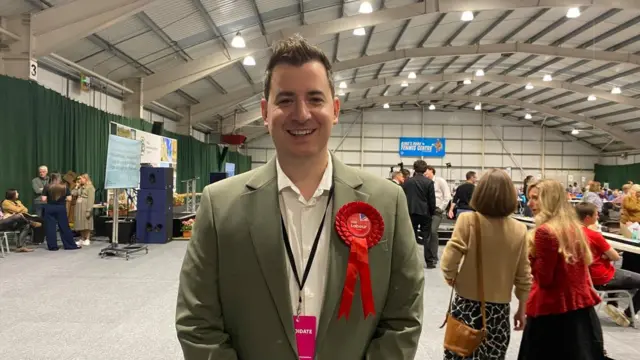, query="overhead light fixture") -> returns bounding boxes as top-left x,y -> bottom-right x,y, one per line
571,129 -> 580,135
242,56 -> 256,66
358,1 -> 373,14
461,11 -> 474,22
401,81 -> 408,87
338,90 -> 345,96
587,94 -> 596,101
566,7 -> 581,19
525,82 -> 534,90
543,74 -> 552,82
383,103 -> 389,109
408,72 -> 417,79
463,79 -> 472,85
474,103 -> 482,111
353,27 -> 366,36
524,113 -> 532,120
475,69 -> 485,77
428,104 -> 435,110
339,81 -> 347,89
611,86 -> 621,94
231,32 -> 246,48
